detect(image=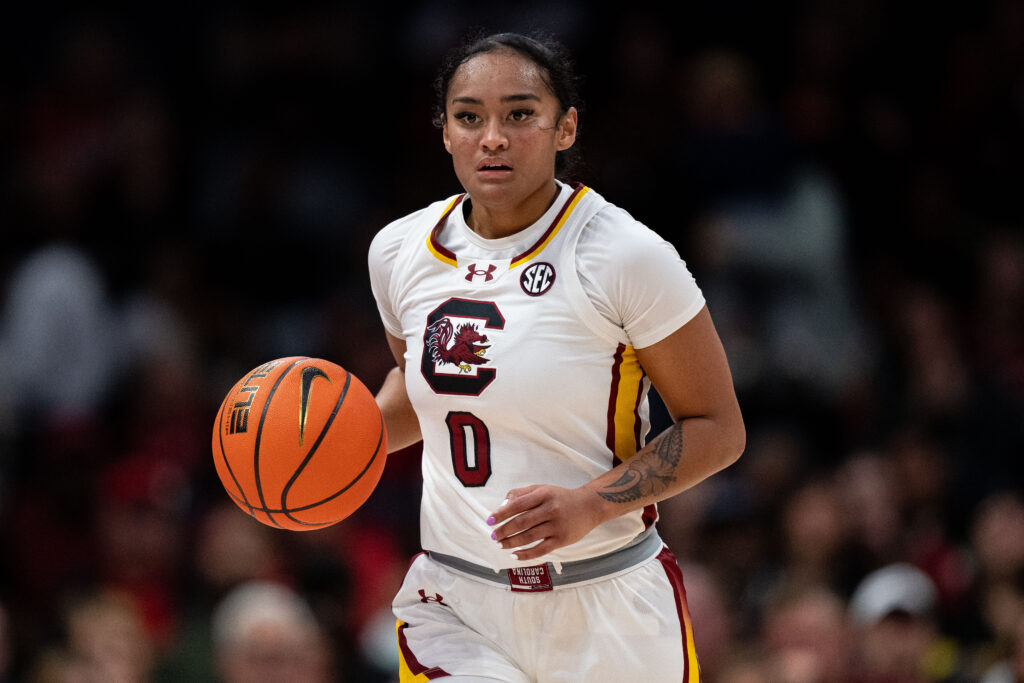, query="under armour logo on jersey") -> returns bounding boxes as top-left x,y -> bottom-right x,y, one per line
418,589 -> 449,606
465,263 -> 497,282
